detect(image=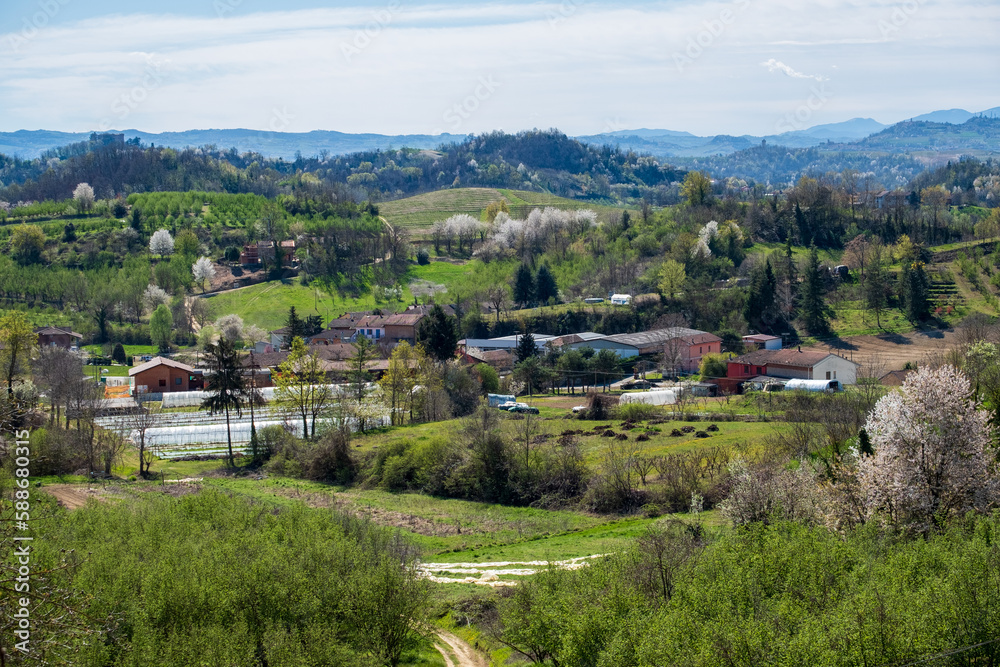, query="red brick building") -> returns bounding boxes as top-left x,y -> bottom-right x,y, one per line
130,357 -> 197,394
